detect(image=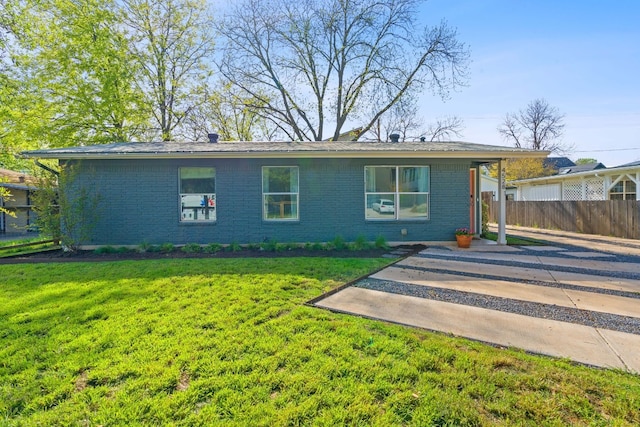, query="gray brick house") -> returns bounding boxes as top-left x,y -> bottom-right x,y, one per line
22,141 -> 545,247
